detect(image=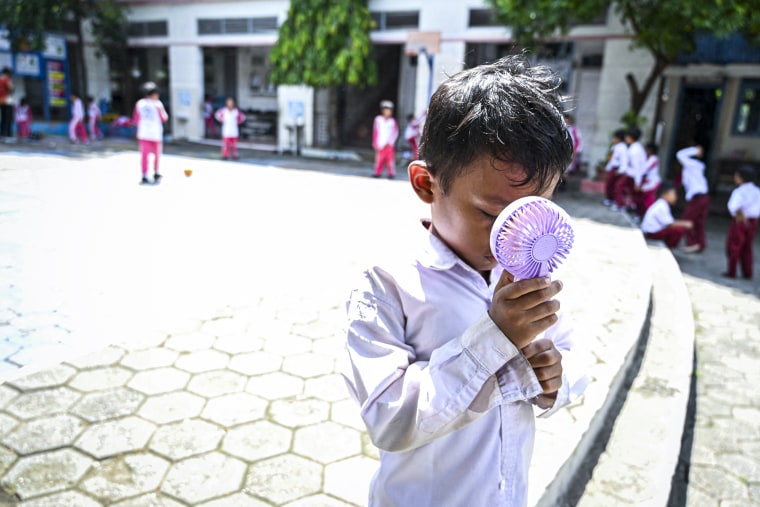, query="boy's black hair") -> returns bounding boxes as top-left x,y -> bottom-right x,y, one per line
736,164 -> 757,184
657,181 -> 675,197
613,129 -> 626,141
645,142 -> 658,152
1,67 -> 11,75
142,81 -> 159,96
418,55 -> 572,194
626,127 -> 641,141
